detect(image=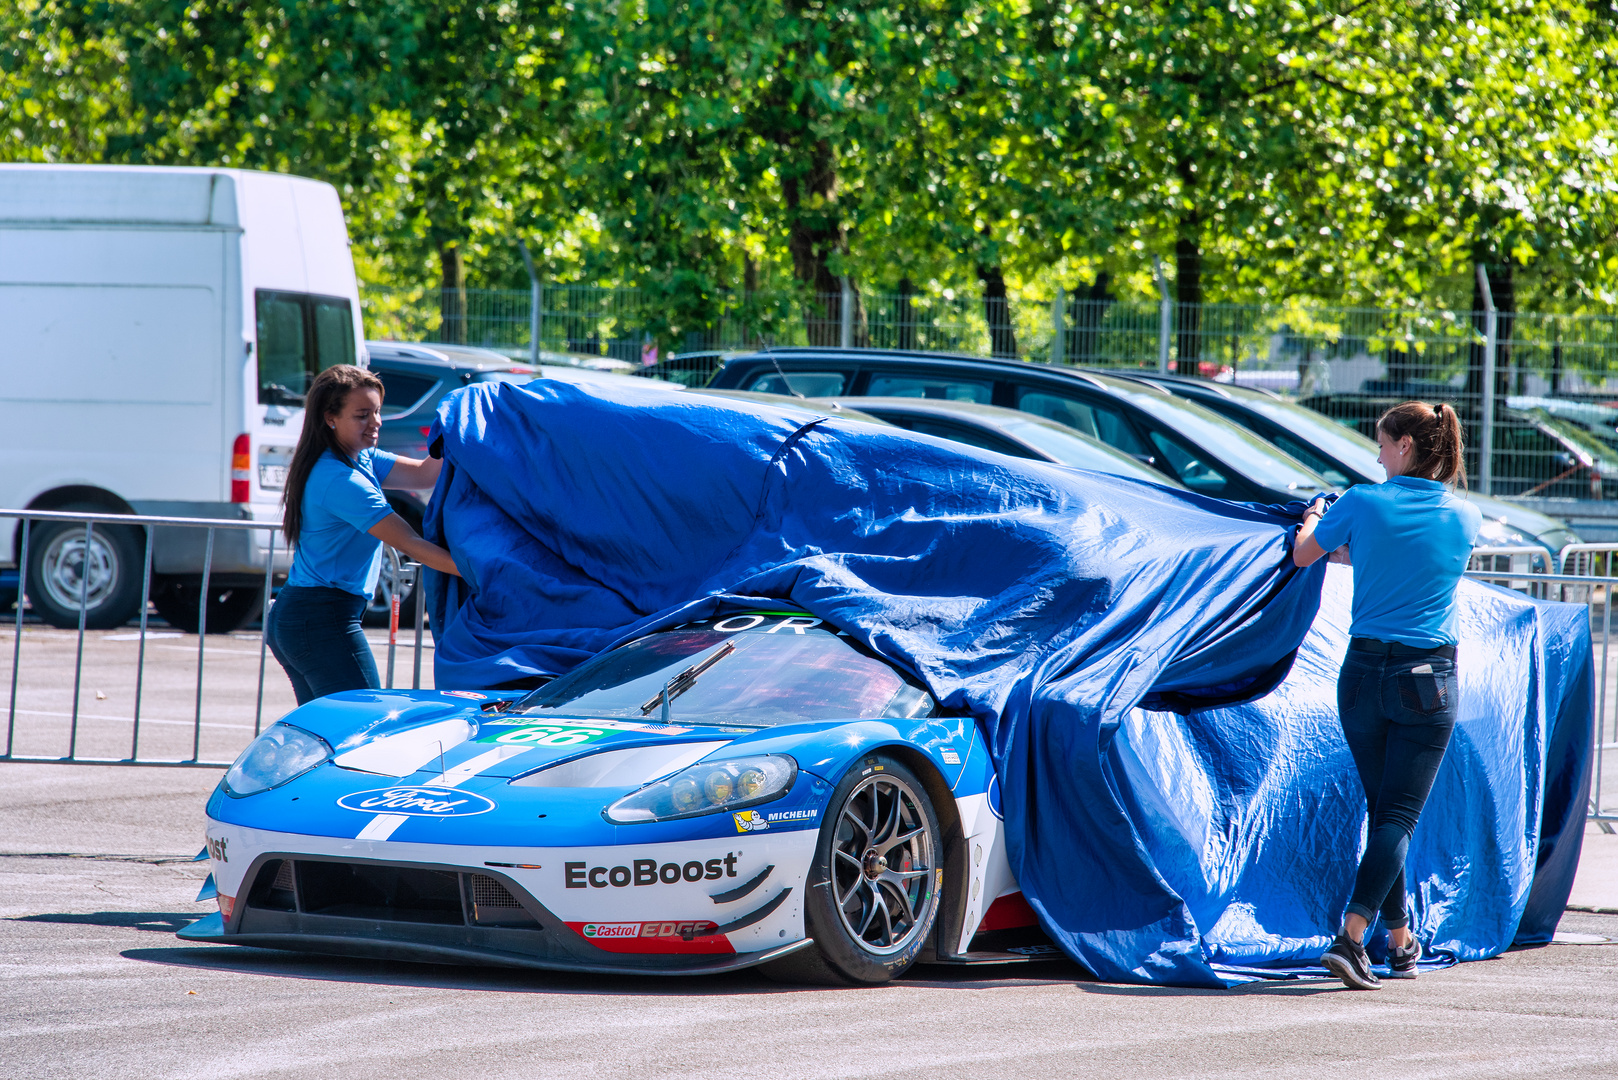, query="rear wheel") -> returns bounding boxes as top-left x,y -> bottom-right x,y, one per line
151,580 -> 264,634
760,753 -> 942,986
24,515 -> 145,630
